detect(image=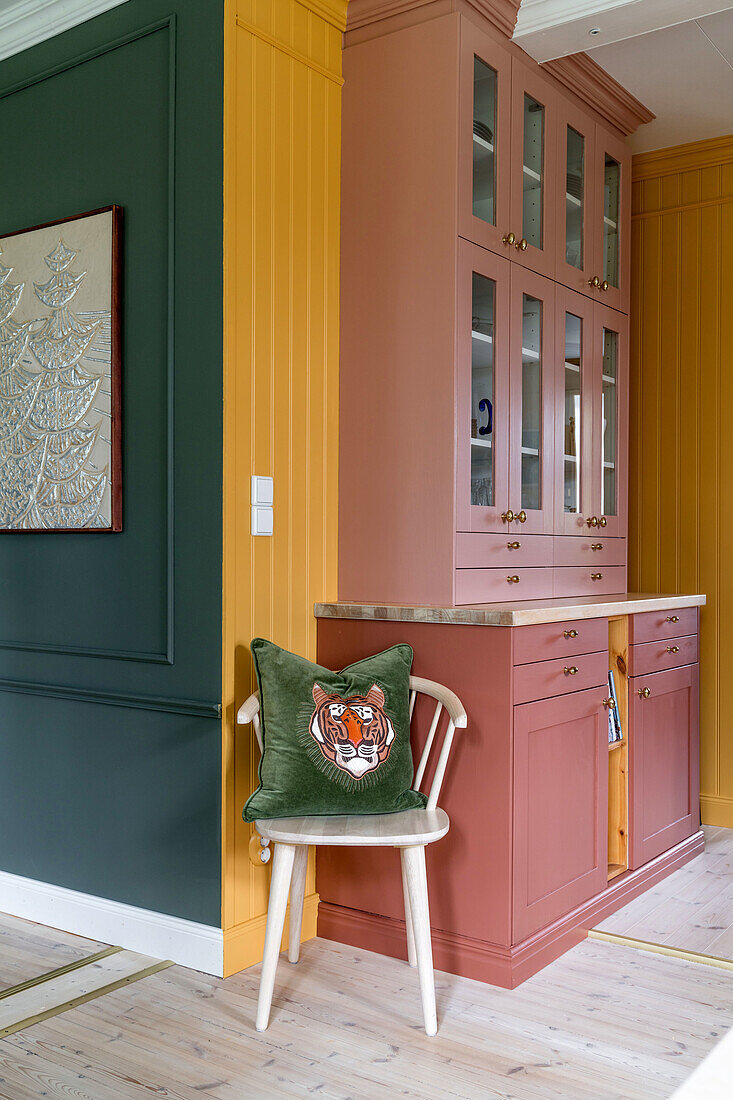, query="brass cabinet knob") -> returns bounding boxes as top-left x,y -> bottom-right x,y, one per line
591,543 -> 603,551
516,237 -> 528,252
666,645 -> 680,653
502,231 -> 516,247
564,629 -> 579,638
564,665 -> 579,675
589,275 -> 601,288
587,516 -> 598,527
507,575 -> 520,583
598,517 -> 608,528
591,573 -> 603,581
515,510 -> 527,524
602,698 -> 616,709
637,687 -> 652,698
507,541 -> 521,550
501,510 -> 515,523
666,615 -> 680,623
601,280 -> 609,292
